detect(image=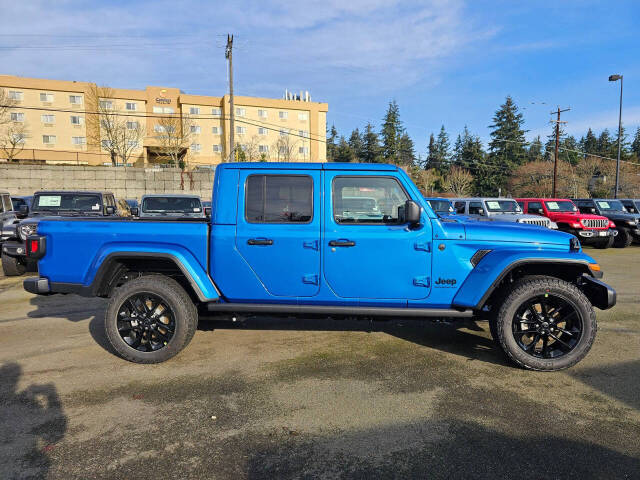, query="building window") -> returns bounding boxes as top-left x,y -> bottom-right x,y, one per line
12,133 -> 26,144
8,91 -> 23,101
152,106 -> 174,114
69,95 -> 82,104
258,109 -> 267,118
191,143 -> 202,152
279,111 -> 288,120
128,140 -> 139,148
126,121 -> 139,130
10,112 -> 24,122
40,93 -> 54,102
101,139 -> 112,149
42,135 -> 57,144
259,145 -> 269,153
70,115 -> 83,125
279,129 -> 288,137
279,146 -> 287,155
189,107 -> 200,115
190,125 -> 201,134
72,136 -> 86,145
299,146 -> 309,155
236,107 -> 246,117
100,100 -> 113,110
299,130 -> 309,138
212,126 -> 220,134
126,102 -> 137,111
258,127 -> 267,136
41,114 -> 55,124
154,125 -> 165,133
237,126 -> 246,134
211,108 -> 222,116
245,175 -> 313,223
298,112 -> 308,121
213,144 -> 223,153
